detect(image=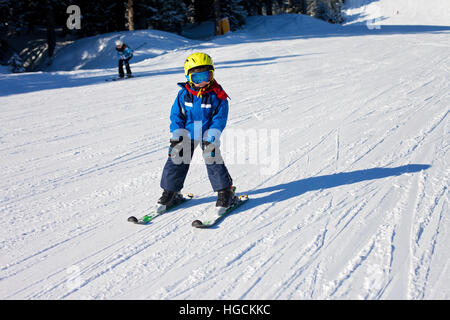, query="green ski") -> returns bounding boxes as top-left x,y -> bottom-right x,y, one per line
192,194 -> 249,228
128,193 -> 194,225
